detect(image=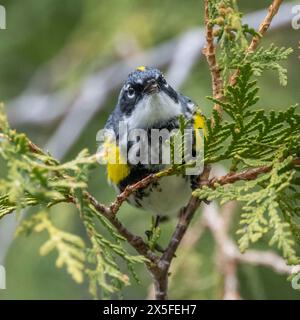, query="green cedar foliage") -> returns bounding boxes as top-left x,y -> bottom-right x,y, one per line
193,1 -> 300,274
